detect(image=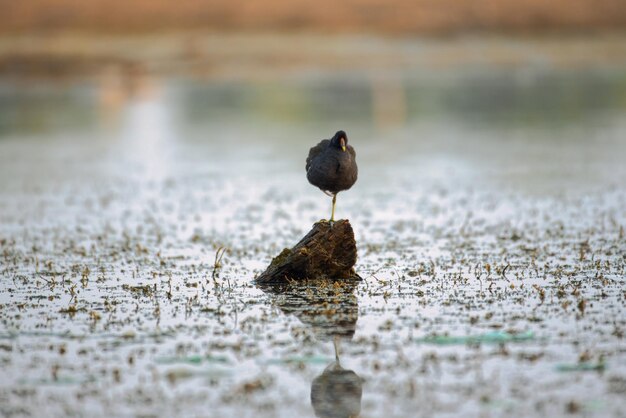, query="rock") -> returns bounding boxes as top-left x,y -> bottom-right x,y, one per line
256,220 -> 359,284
